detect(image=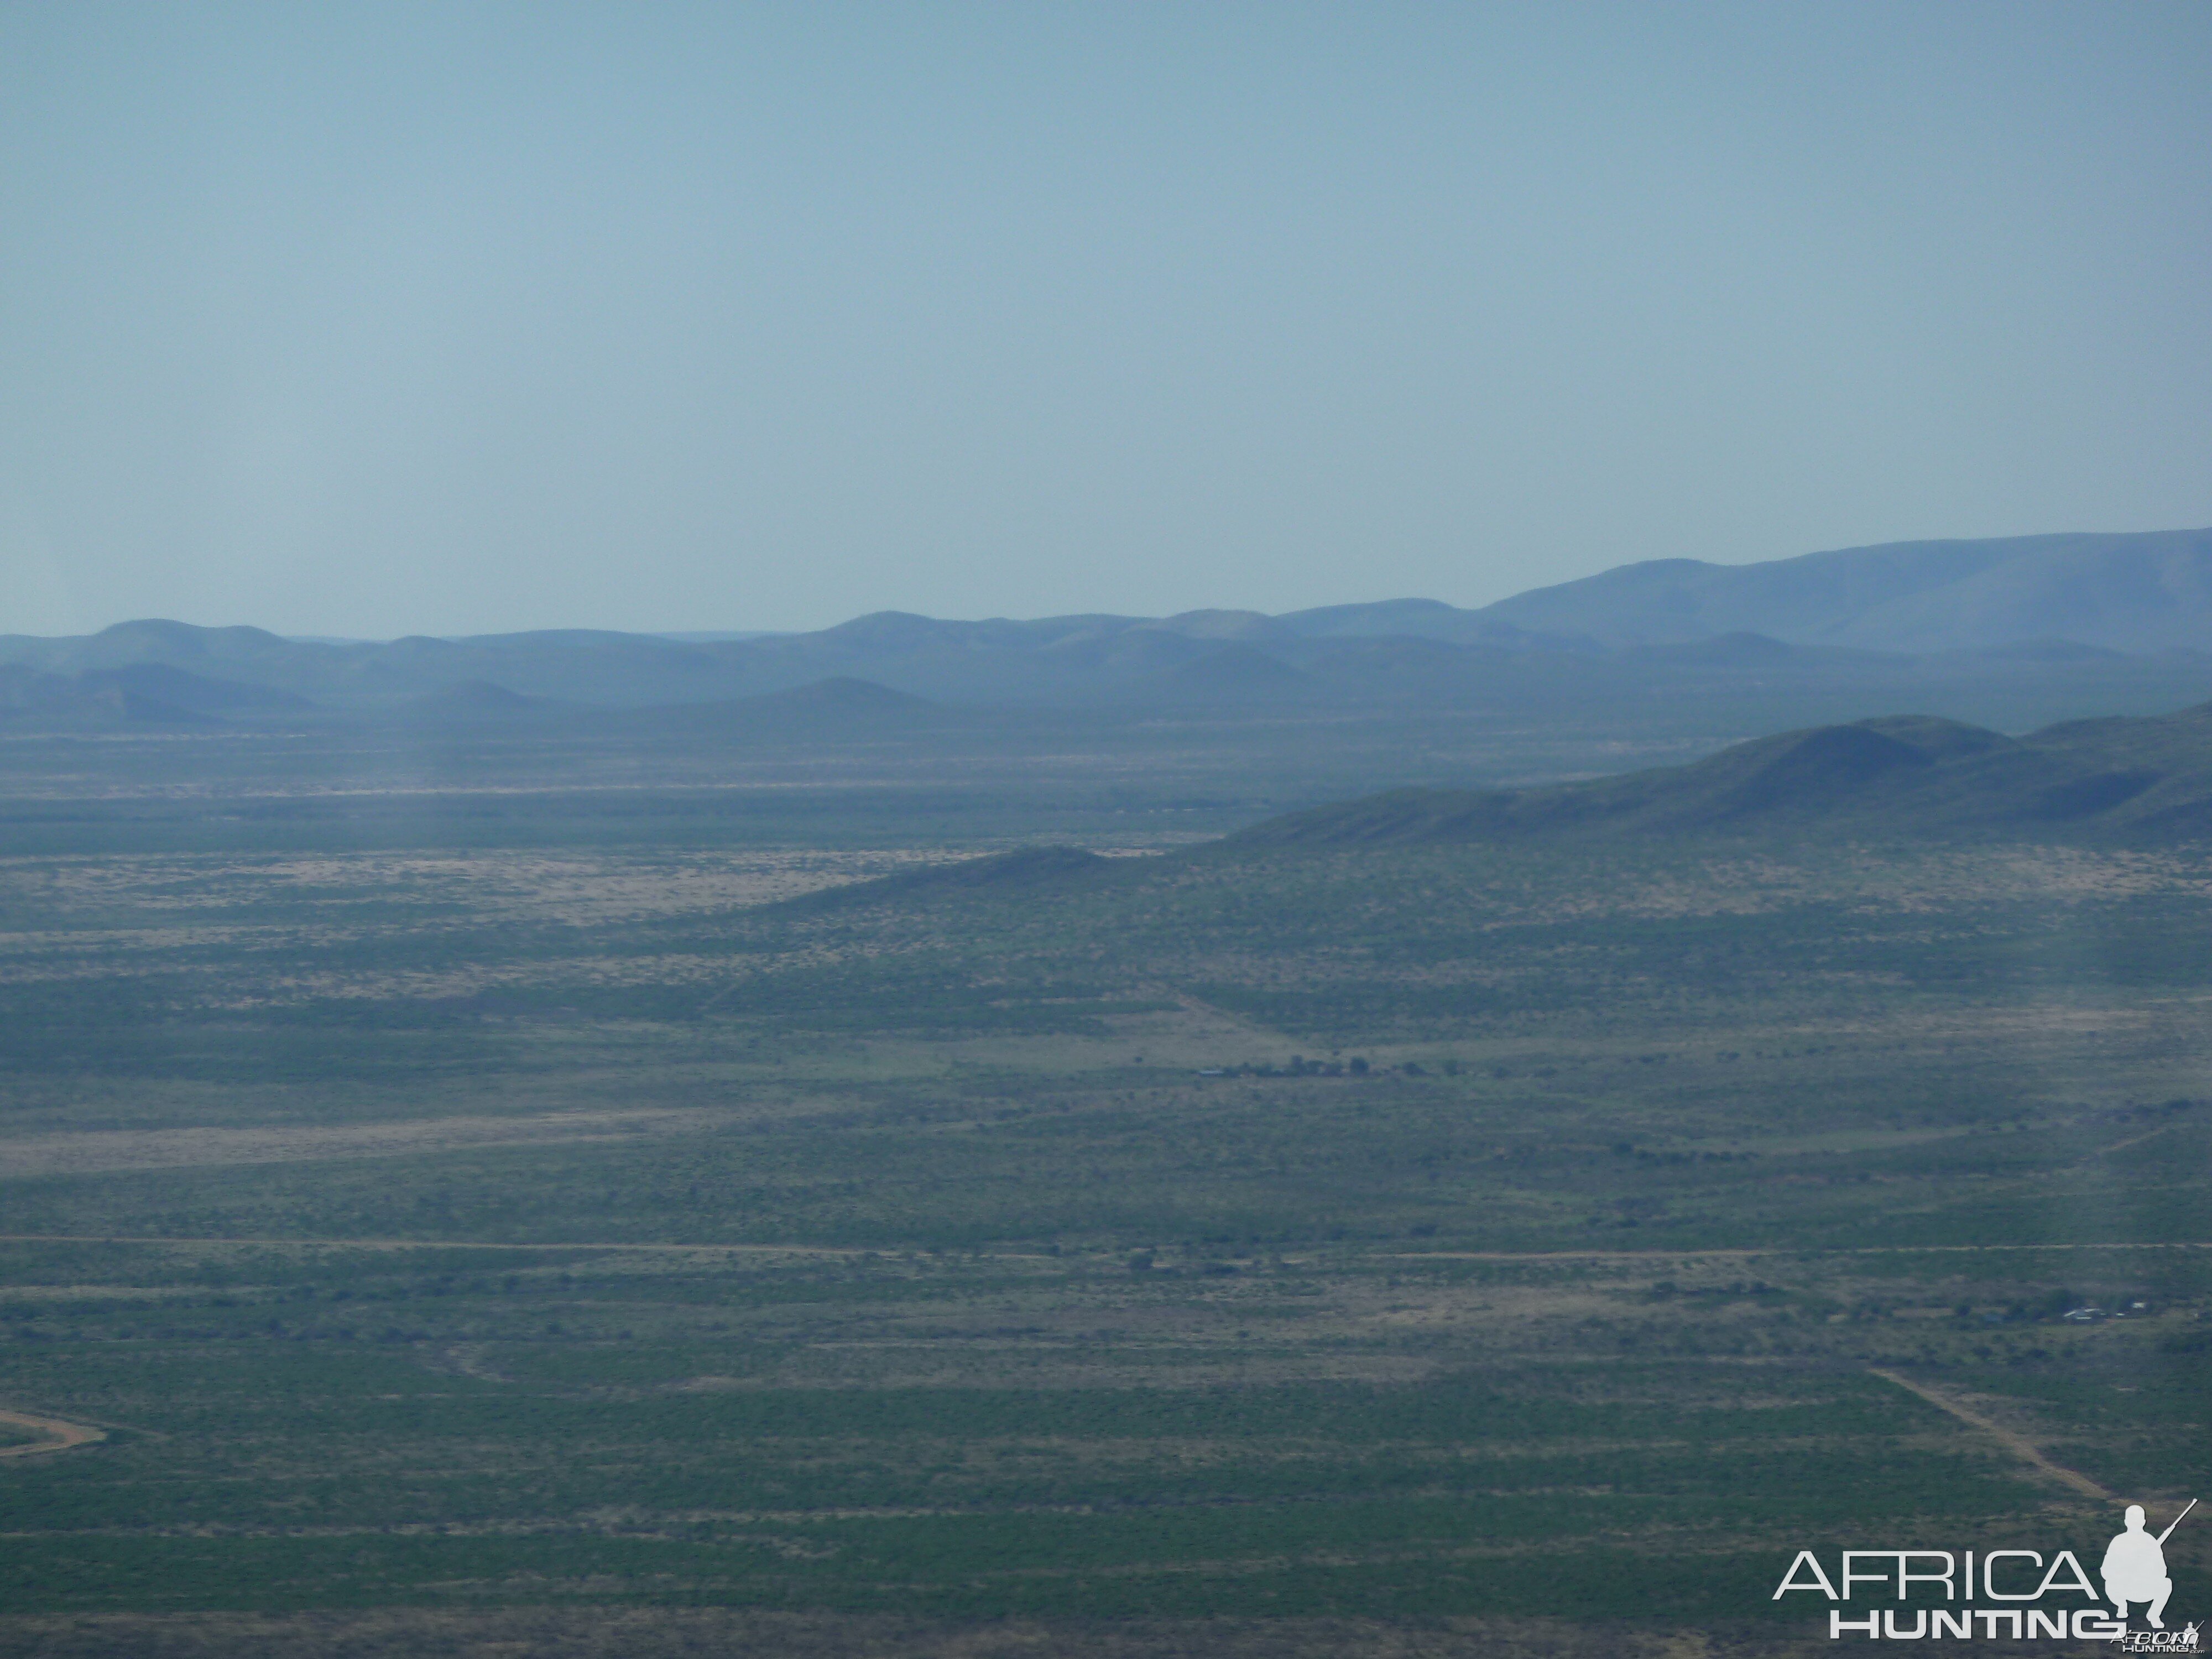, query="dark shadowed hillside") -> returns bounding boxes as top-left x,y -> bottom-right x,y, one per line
1230,702 -> 2212,847
0,662 -> 310,727
393,679 -> 566,724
